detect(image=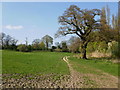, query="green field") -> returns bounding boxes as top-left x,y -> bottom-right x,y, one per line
69,57 -> 119,76
2,50 -> 119,76
2,50 -> 118,88
2,50 -> 72,75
